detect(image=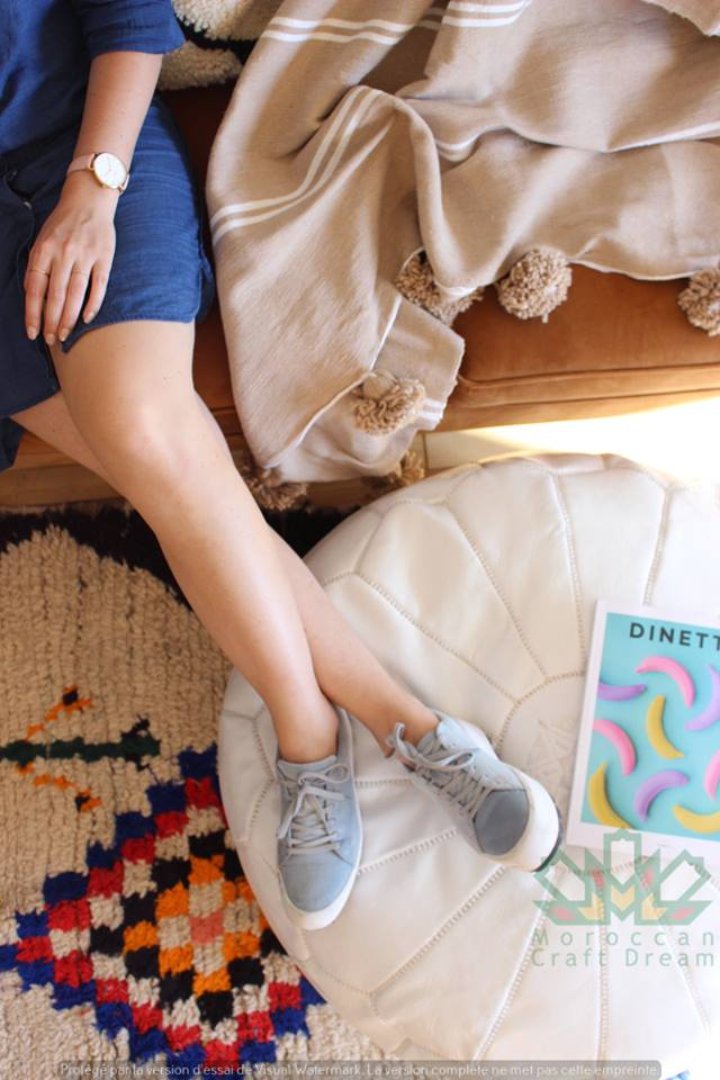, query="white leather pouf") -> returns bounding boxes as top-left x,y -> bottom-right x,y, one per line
218,455 -> 720,1077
